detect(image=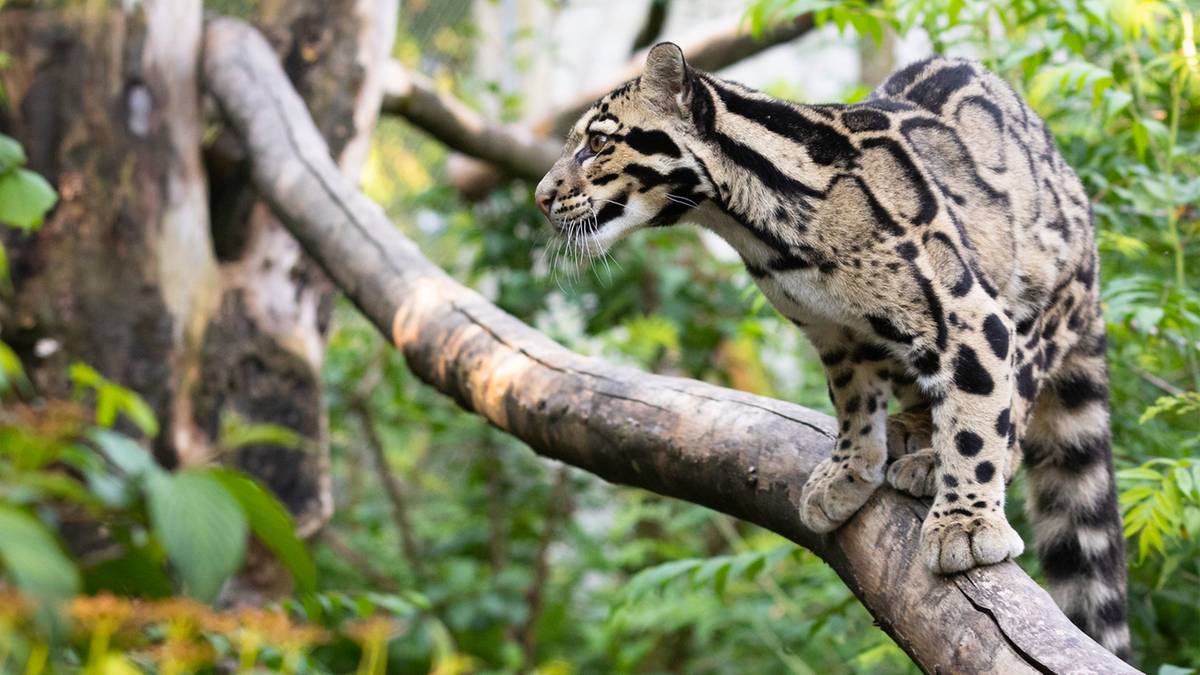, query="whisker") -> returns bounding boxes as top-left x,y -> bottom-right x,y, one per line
665,193 -> 699,208
593,197 -> 652,220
